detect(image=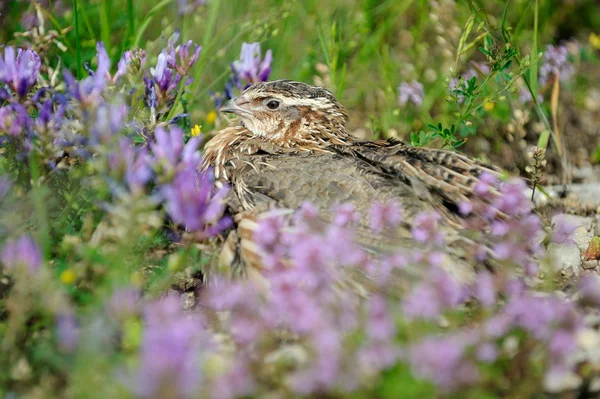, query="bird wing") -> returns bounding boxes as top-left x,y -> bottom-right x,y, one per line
331,138 -> 503,211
